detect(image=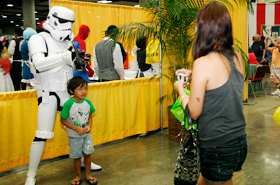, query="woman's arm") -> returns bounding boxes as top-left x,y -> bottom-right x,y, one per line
174,57 -> 208,120
268,36 -> 280,47
174,69 -> 192,108
188,58 -> 208,120
265,37 -> 274,54
174,75 -> 190,109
